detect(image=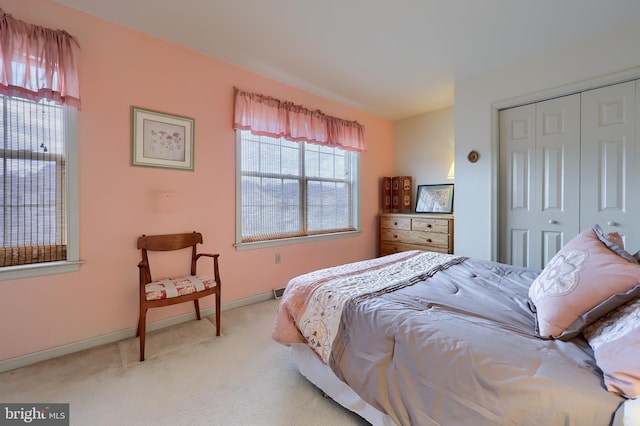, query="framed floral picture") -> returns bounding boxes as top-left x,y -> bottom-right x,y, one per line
415,184 -> 454,213
131,106 -> 195,171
